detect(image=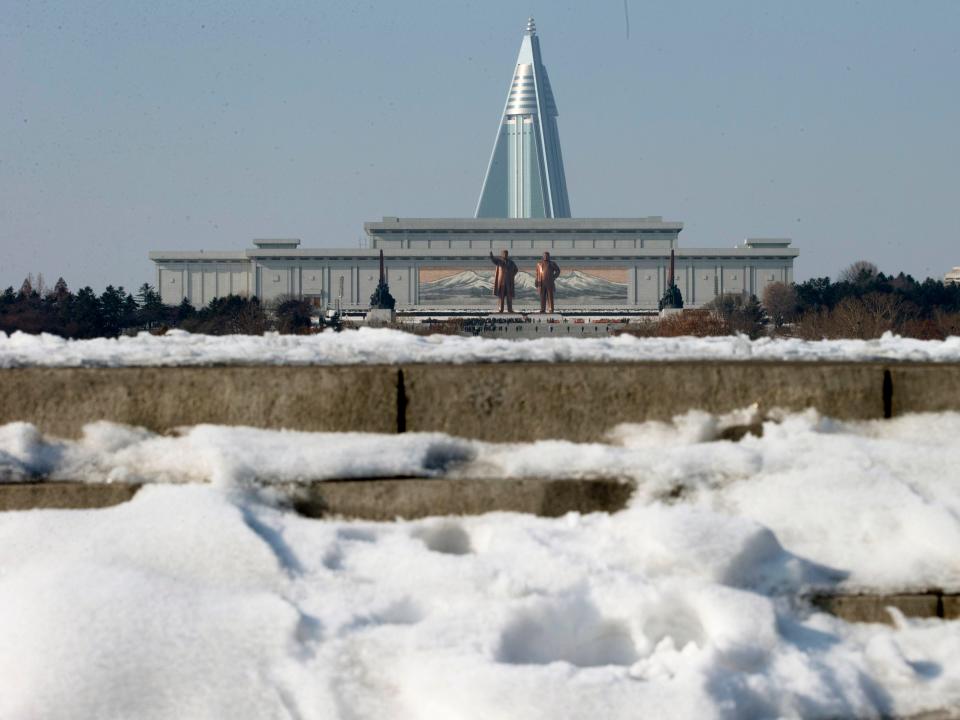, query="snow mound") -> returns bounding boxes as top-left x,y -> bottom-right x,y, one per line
3,328 -> 960,367
2,410 -> 960,717
1,482 -> 959,718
